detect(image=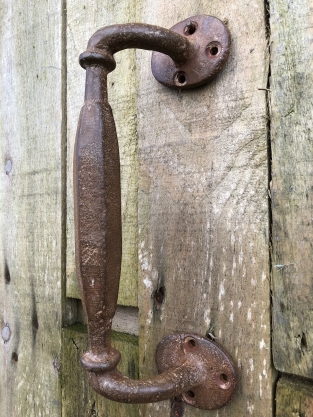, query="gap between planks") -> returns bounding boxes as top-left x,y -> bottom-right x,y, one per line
76,300 -> 139,336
